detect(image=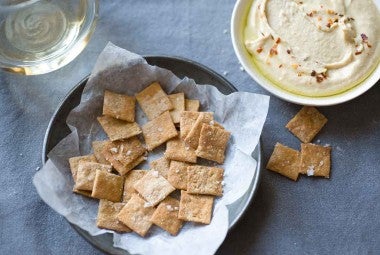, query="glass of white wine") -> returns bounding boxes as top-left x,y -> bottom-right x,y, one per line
0,0 -> 98,75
